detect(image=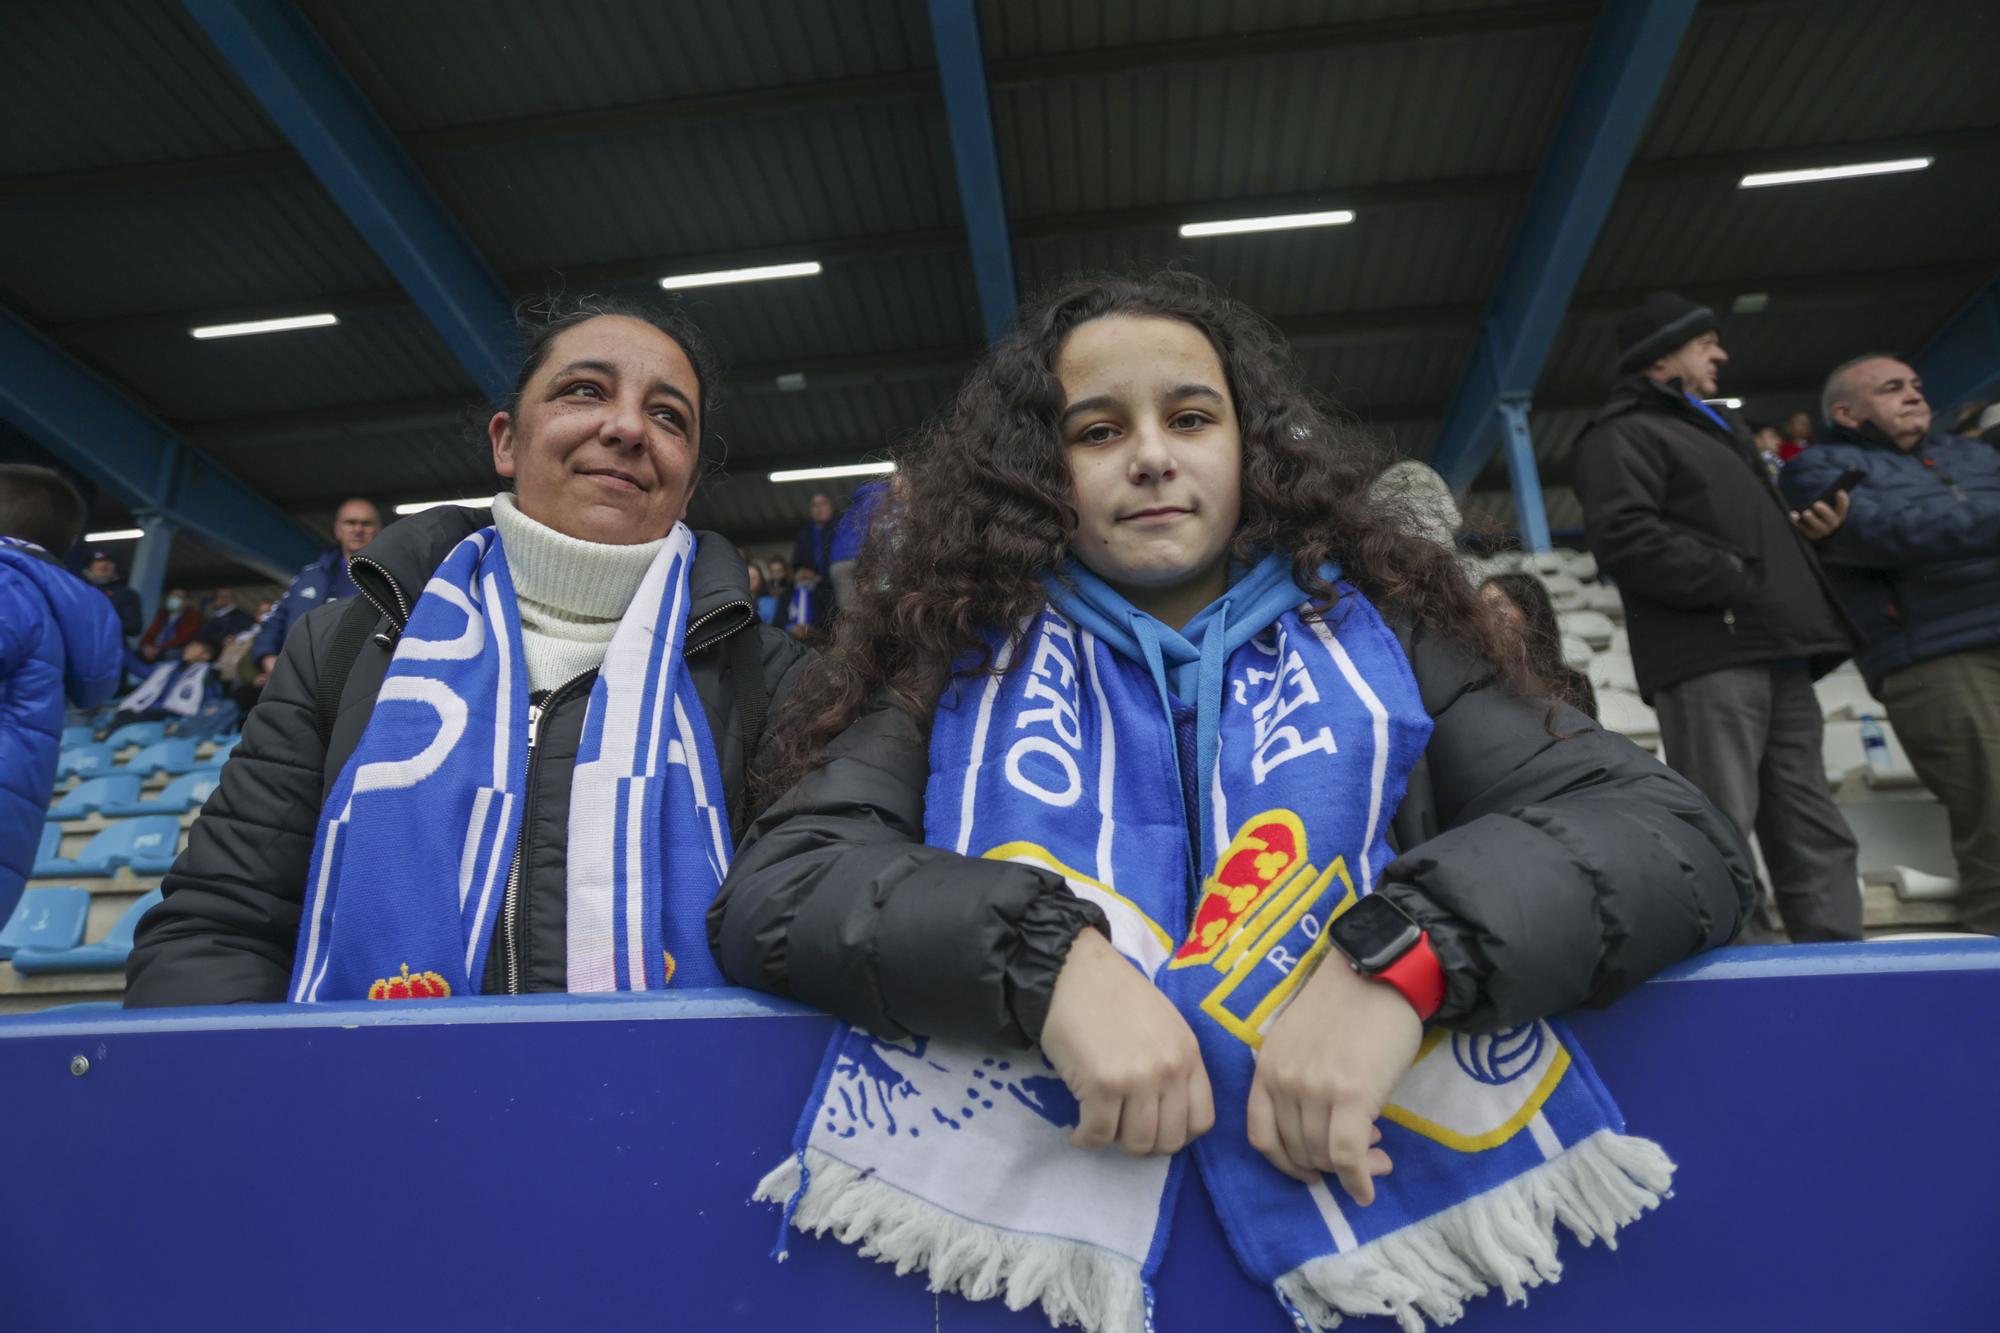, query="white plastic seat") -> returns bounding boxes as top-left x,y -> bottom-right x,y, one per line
1556,609 -> 1615,649
1560,634 -> 1592,671
1813,669 -> 1879,721
1595,688 -> 1659,741
1579,585 -> 1625,617
1840,794 -> 1956,881
1587,652 -> 1638,693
